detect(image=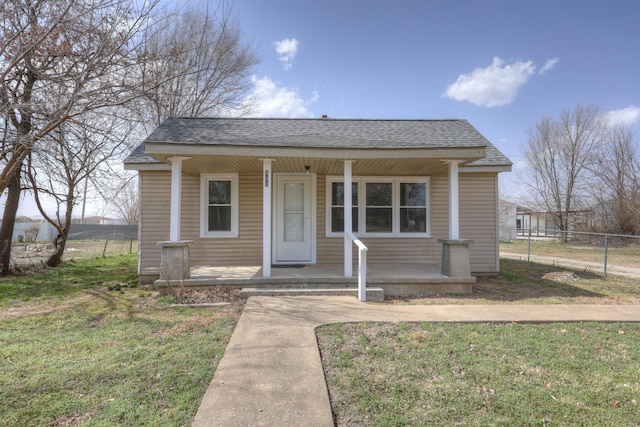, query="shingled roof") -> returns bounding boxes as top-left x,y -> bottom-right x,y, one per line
124,117 -> 511,167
